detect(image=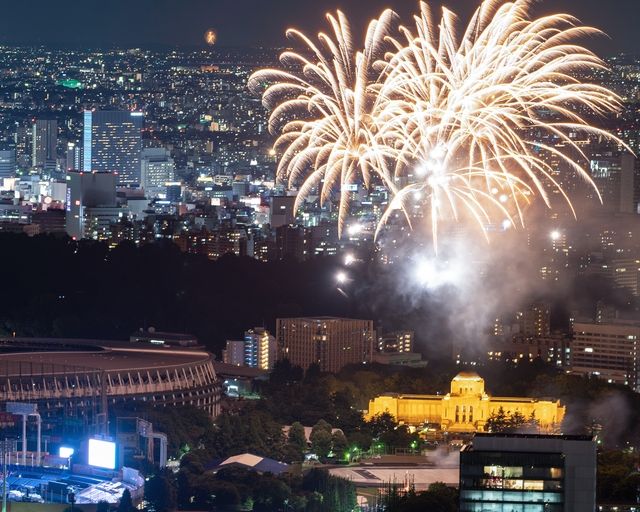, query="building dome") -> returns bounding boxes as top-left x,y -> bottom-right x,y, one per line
452,371 -> 483,381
